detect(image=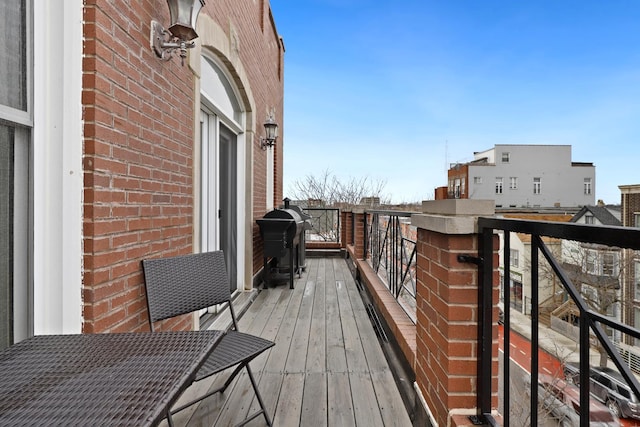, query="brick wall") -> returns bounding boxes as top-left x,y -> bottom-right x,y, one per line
621,191 -> 640,227
621,188 -> 640,345
82,0 -> 284,333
